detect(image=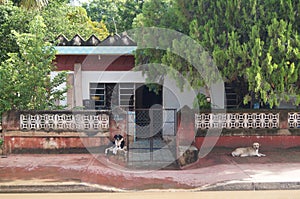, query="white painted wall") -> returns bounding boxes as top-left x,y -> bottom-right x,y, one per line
163,77 -> 198,110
